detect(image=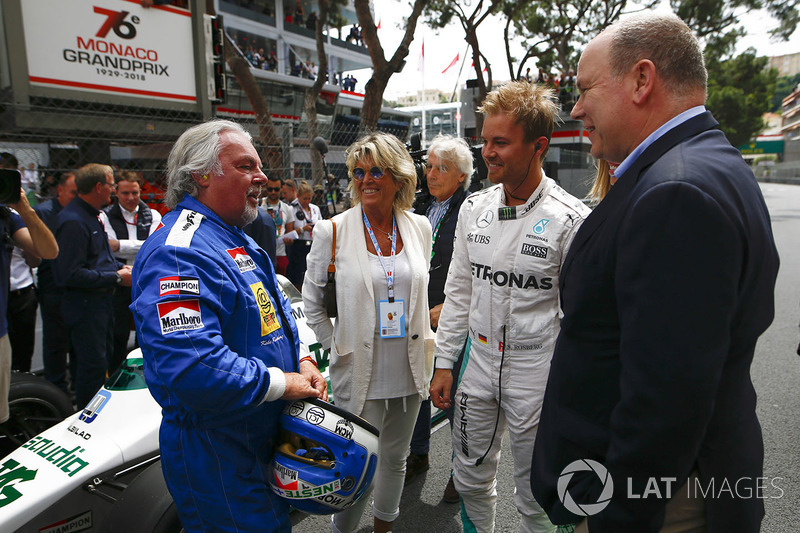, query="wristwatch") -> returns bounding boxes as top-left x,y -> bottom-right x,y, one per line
114,272 -> 123,285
